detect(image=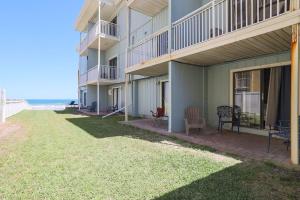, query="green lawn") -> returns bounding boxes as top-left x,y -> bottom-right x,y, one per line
0,110 -> 299,200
